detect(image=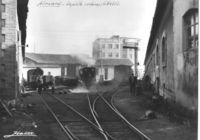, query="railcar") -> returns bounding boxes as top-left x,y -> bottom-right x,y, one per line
79,66 -> 96,88
61,76 -> 79,88
27,67 -> 44,90
43,75 -> 55,90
